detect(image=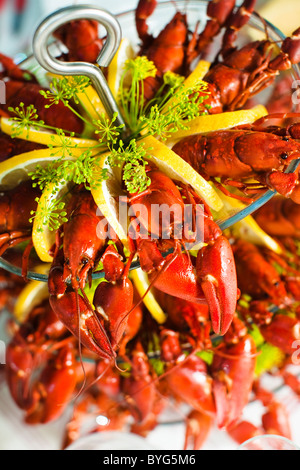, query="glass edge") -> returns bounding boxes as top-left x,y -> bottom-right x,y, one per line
238,434 -> 300,450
